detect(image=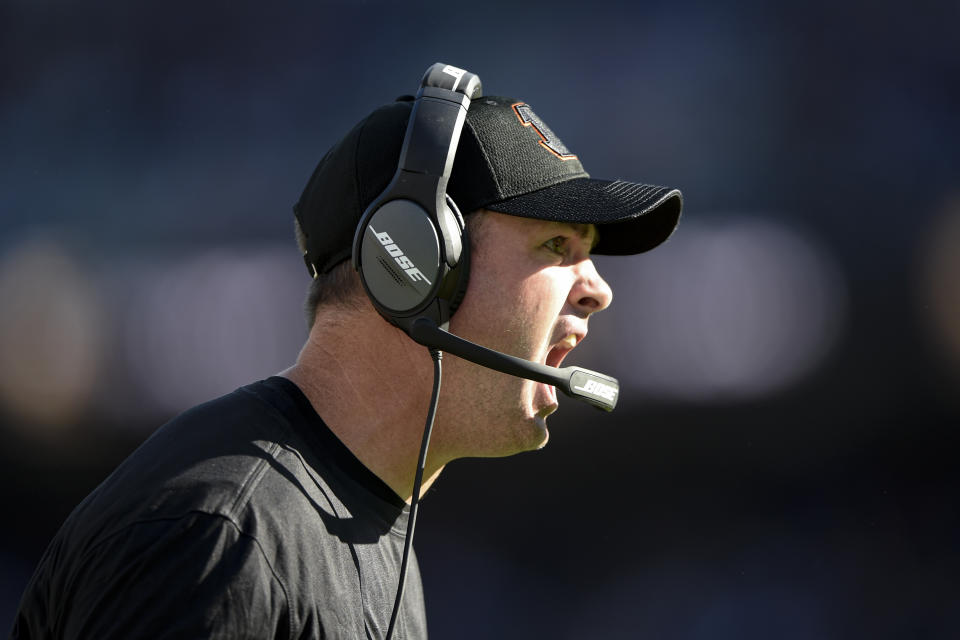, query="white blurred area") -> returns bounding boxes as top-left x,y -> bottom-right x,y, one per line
117,248 -> 307,416
0,238 -> 308,438
584,215 -> 848,402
